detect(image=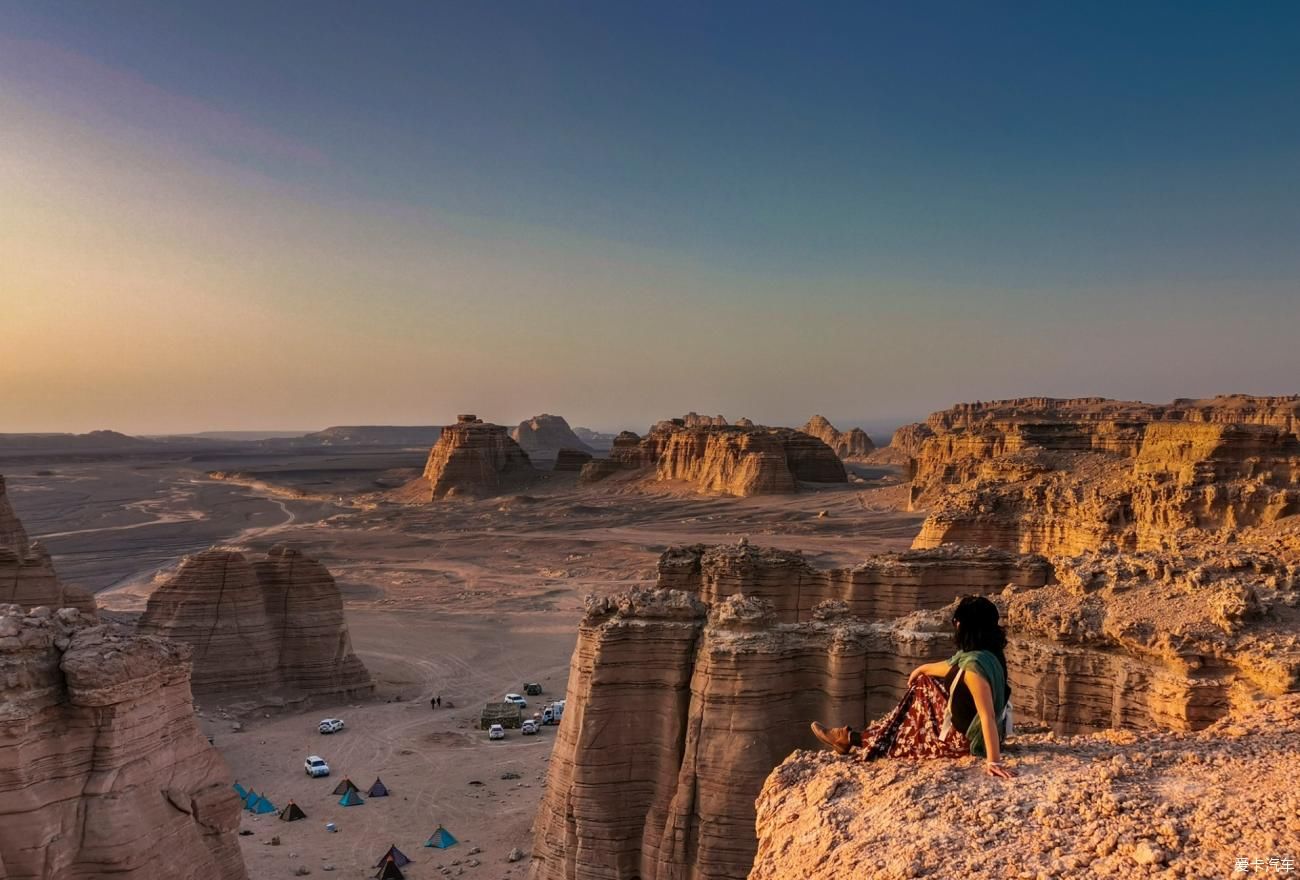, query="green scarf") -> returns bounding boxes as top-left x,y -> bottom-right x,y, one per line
948,650 -> 1007,758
